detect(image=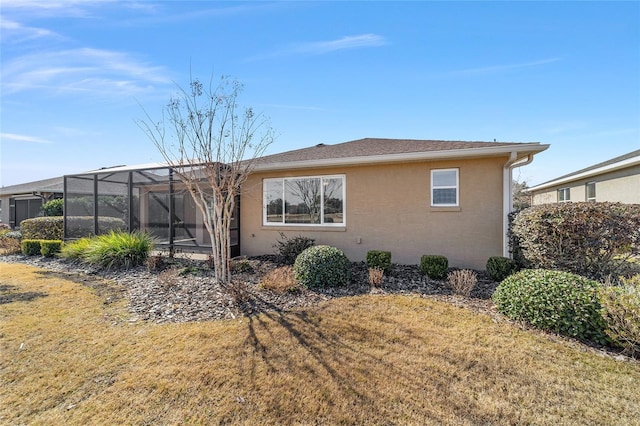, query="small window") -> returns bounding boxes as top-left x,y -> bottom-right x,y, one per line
586,182 -> 596,202
431,169 -> 459,206
558,187 -> 570,203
